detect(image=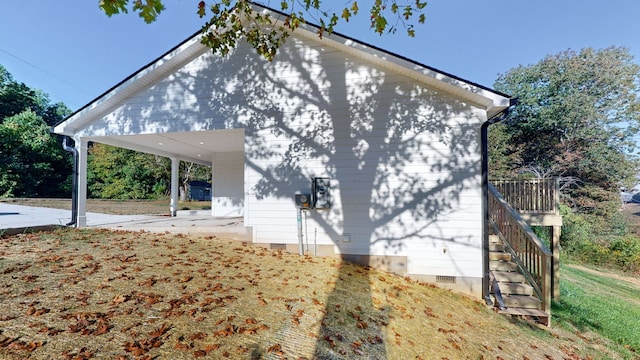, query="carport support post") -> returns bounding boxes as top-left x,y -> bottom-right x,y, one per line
76,138 -> 88,227
170,158 -> 179,217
